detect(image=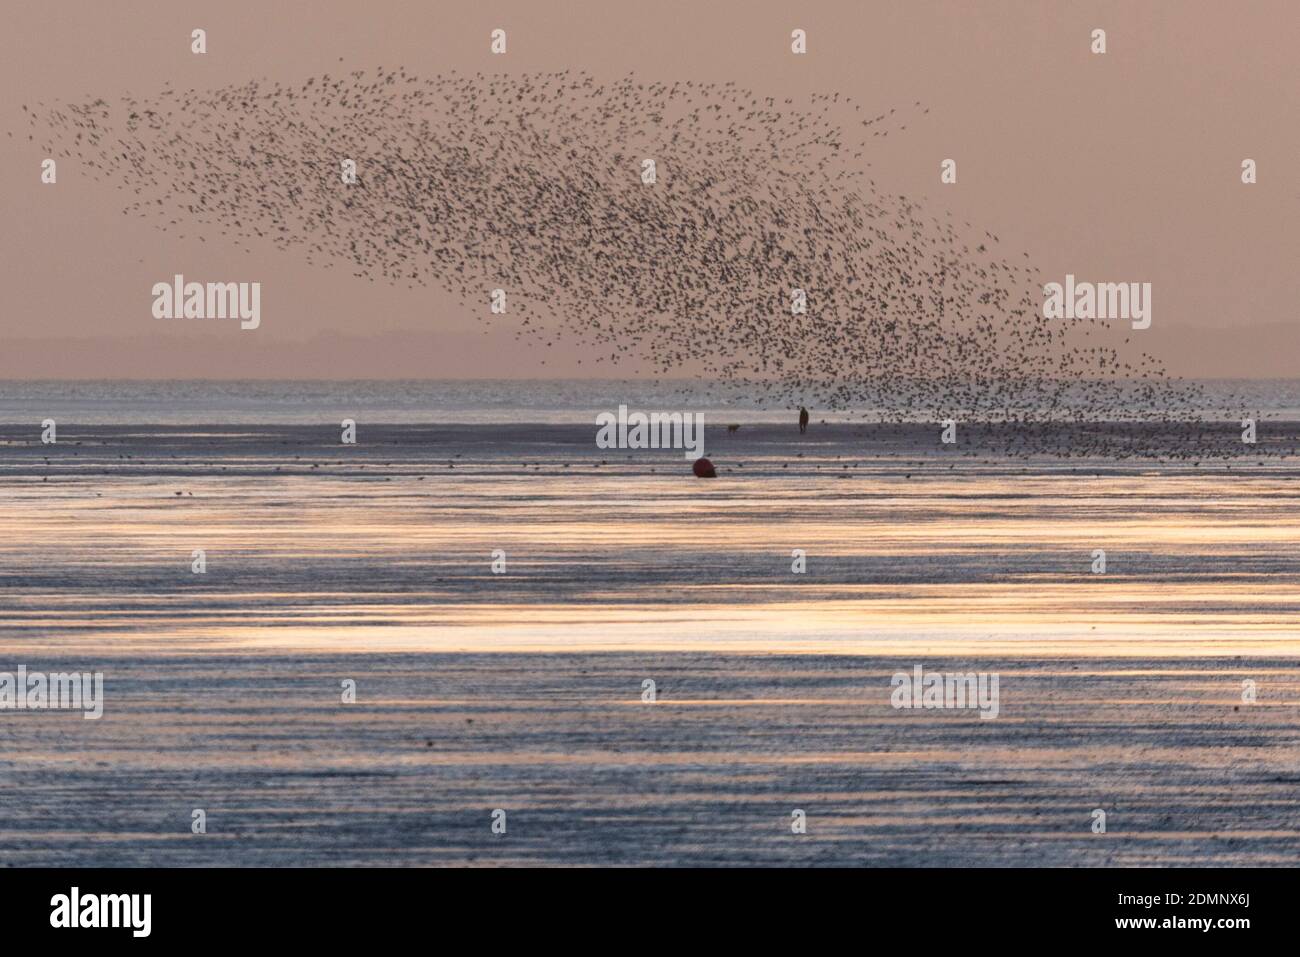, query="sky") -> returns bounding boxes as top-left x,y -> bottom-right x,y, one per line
1,0 -> 1296,379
